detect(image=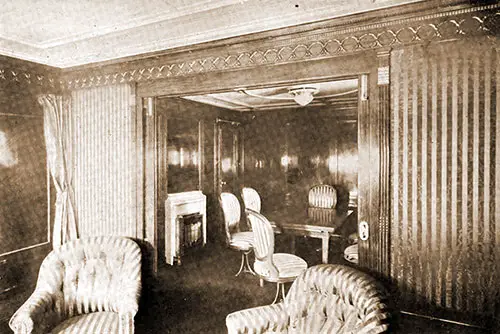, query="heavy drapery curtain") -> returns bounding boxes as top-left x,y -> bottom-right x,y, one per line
38,94 -> 77,248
